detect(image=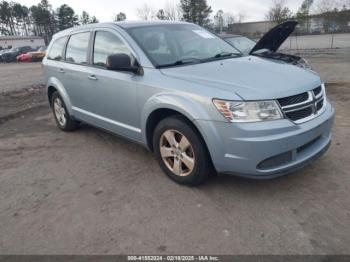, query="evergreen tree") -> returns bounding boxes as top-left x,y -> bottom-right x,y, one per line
296,0 -> 314,33
115,12 -> 126,21
57,4 -> 78,30
90,16 -> 99,23
156,9 -> 167,20
180,0 -> 212,27
80,11 -> 90,25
